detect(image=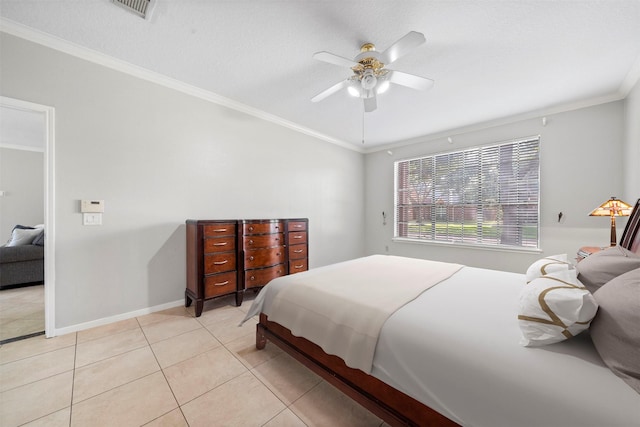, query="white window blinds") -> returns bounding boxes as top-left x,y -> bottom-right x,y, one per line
394,136 -> 540,249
